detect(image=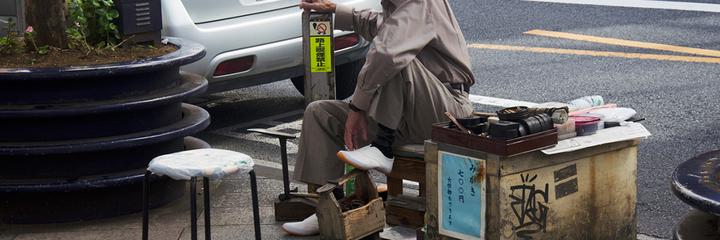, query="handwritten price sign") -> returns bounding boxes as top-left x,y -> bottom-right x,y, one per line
438,151 -> 486,240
